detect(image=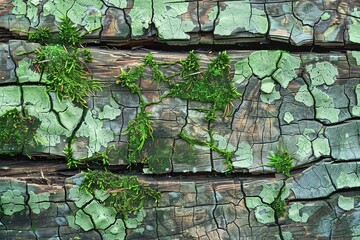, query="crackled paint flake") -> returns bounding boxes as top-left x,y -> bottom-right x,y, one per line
284,112 -> 294,124
254,205 -> 275,224
245,197 -> 262,209
16,60 -> 41,83
306,61 -> 338,87
321,12 -> 331,21
312,138 -> 330,158
75,209 -> 94,231
75,111 -> 115,157
84,200 -> 117,230
349,19 -> 360,43
260,88 -> 281,104
273,53 -> 301,88
338,195 -> 354,211
289,203 -> 309,222
275,231 -> 293,240
352,84 -> 360,116
249,51 -> 281,79
128,0 -> 152,37
0,86 -> 21,115
107,0 -> 127,8
259,184 -> 279,204
68,185 -> 93,208
11,0 -> 27,16
214,2 -> 268,36
352,51 -> 360,65
233,58 -> 252,84
98,105 -> 121,120
295,85 -> 314,107
28,191 -> 50,214
101,219 -> 126,240
312,87 -> 340,123
125,209 -> 145,229
336,172 -> 360,189
153,0 -> 196,40
0,189 -> 25,215
296,135 -> 312,158
233,142 -> 253,168
261,77 -> 275,93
